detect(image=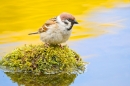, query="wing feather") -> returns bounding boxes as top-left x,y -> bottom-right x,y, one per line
38,17 -> 57,33
28,17 -> 57,35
